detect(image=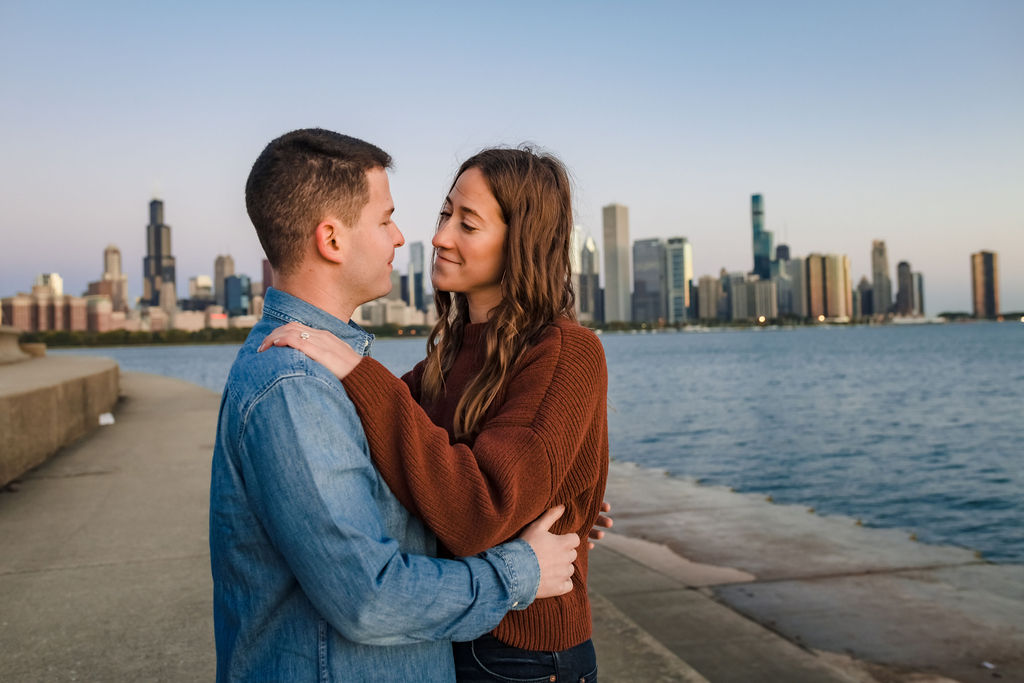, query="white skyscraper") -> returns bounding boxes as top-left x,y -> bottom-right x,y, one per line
602,204 -> 630,323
